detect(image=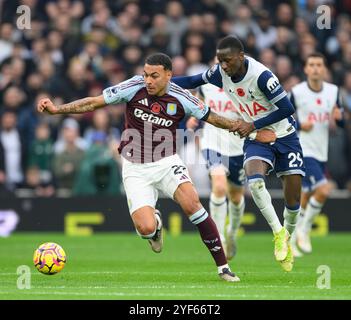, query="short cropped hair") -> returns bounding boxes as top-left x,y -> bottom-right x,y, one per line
305,52 -> 327,66
217,36 -> 244,52
145,53 -> 173,71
